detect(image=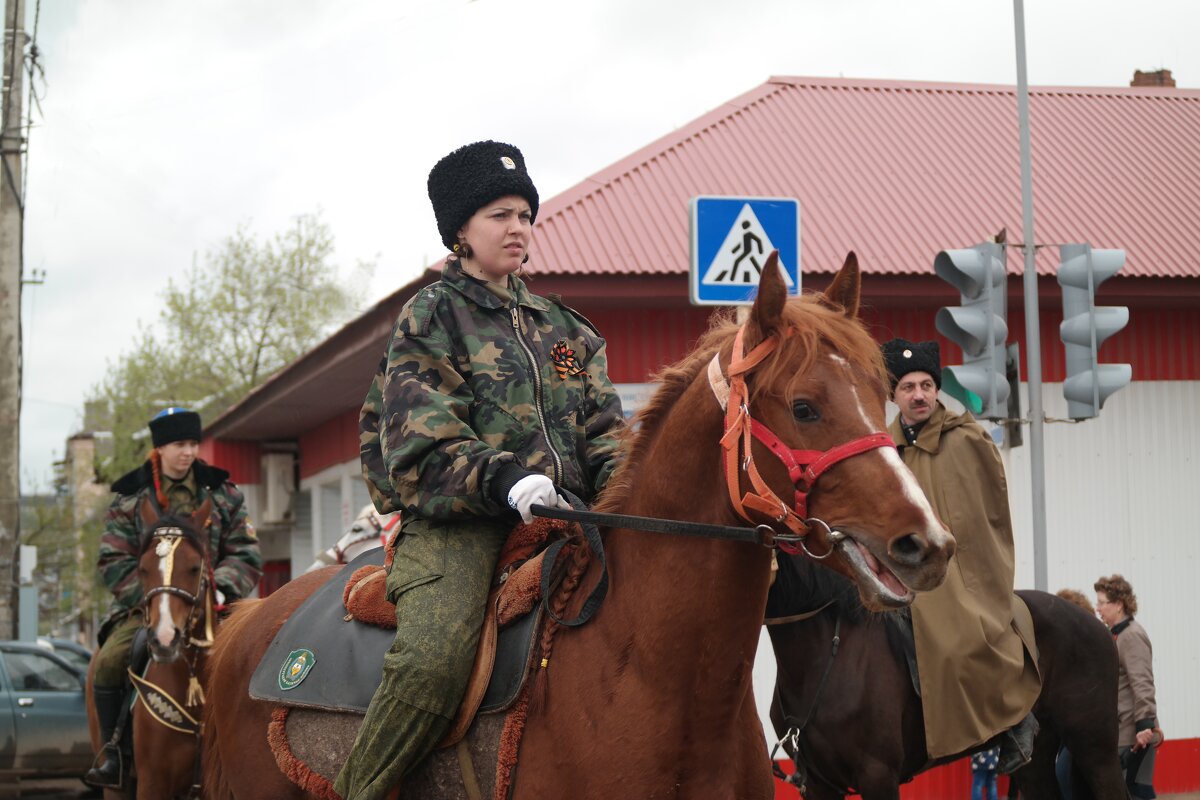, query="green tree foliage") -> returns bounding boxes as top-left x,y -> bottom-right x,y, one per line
21,484 -> 107,640
89,213 -> 374,480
